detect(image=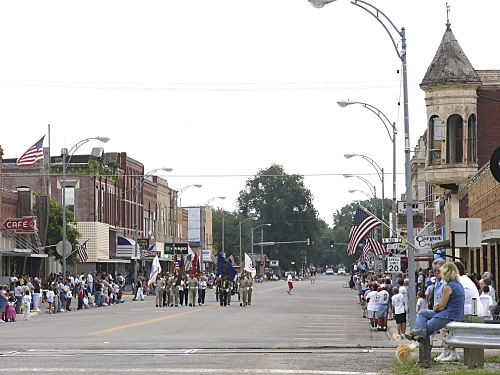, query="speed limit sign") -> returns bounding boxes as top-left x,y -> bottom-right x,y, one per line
387,257 -> 401,274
